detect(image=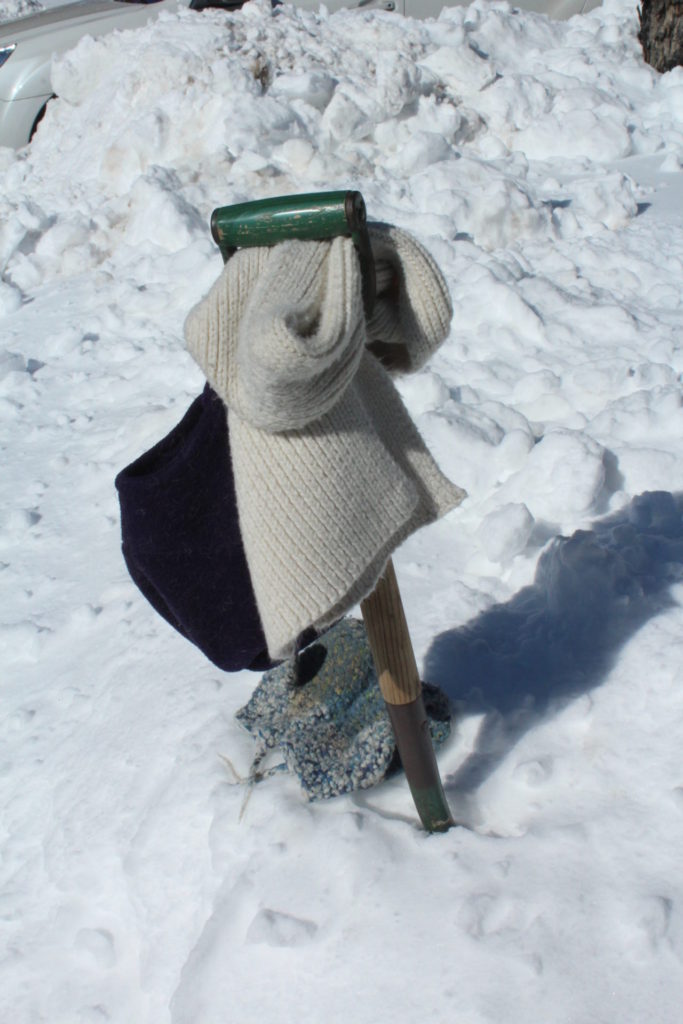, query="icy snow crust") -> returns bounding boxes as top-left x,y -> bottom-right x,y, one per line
2,0 -> 683,1020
